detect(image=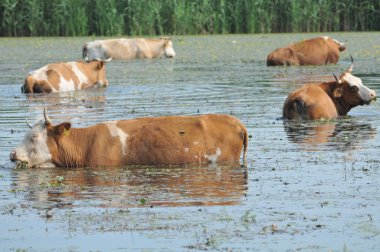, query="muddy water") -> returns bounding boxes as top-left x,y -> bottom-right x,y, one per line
0,34 -> 379,251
